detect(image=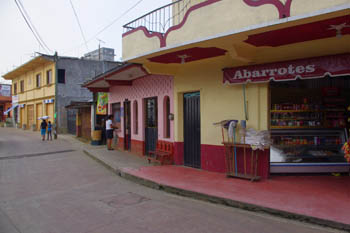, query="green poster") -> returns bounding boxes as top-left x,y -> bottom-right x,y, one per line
97,92 -> 108,115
